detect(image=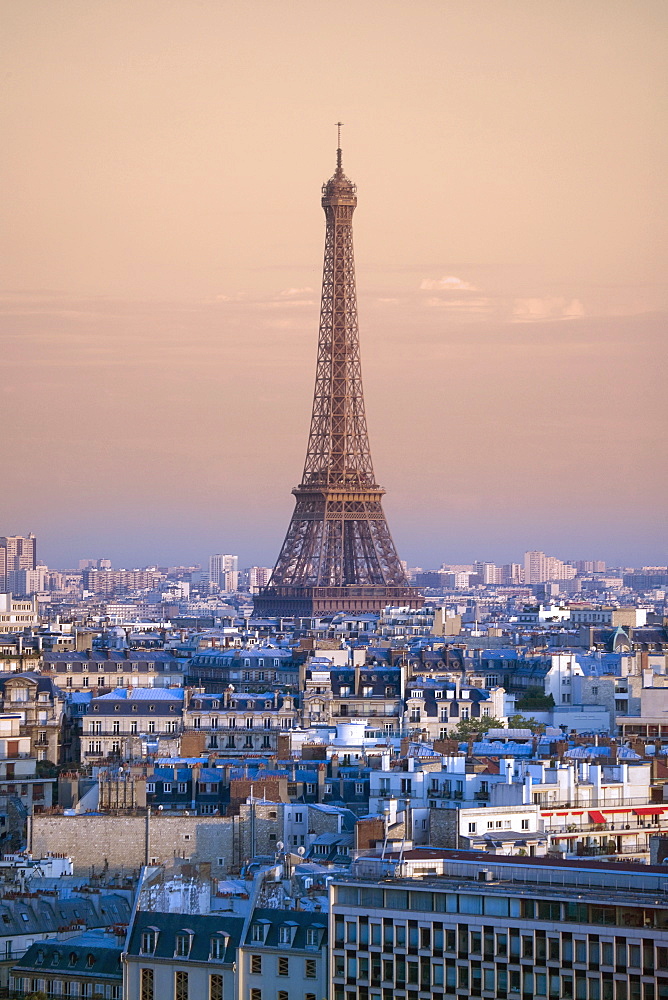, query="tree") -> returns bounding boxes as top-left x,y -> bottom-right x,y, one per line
507,714 -> 546,734
515,687 -> 555,711
449,716 -> 504,740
